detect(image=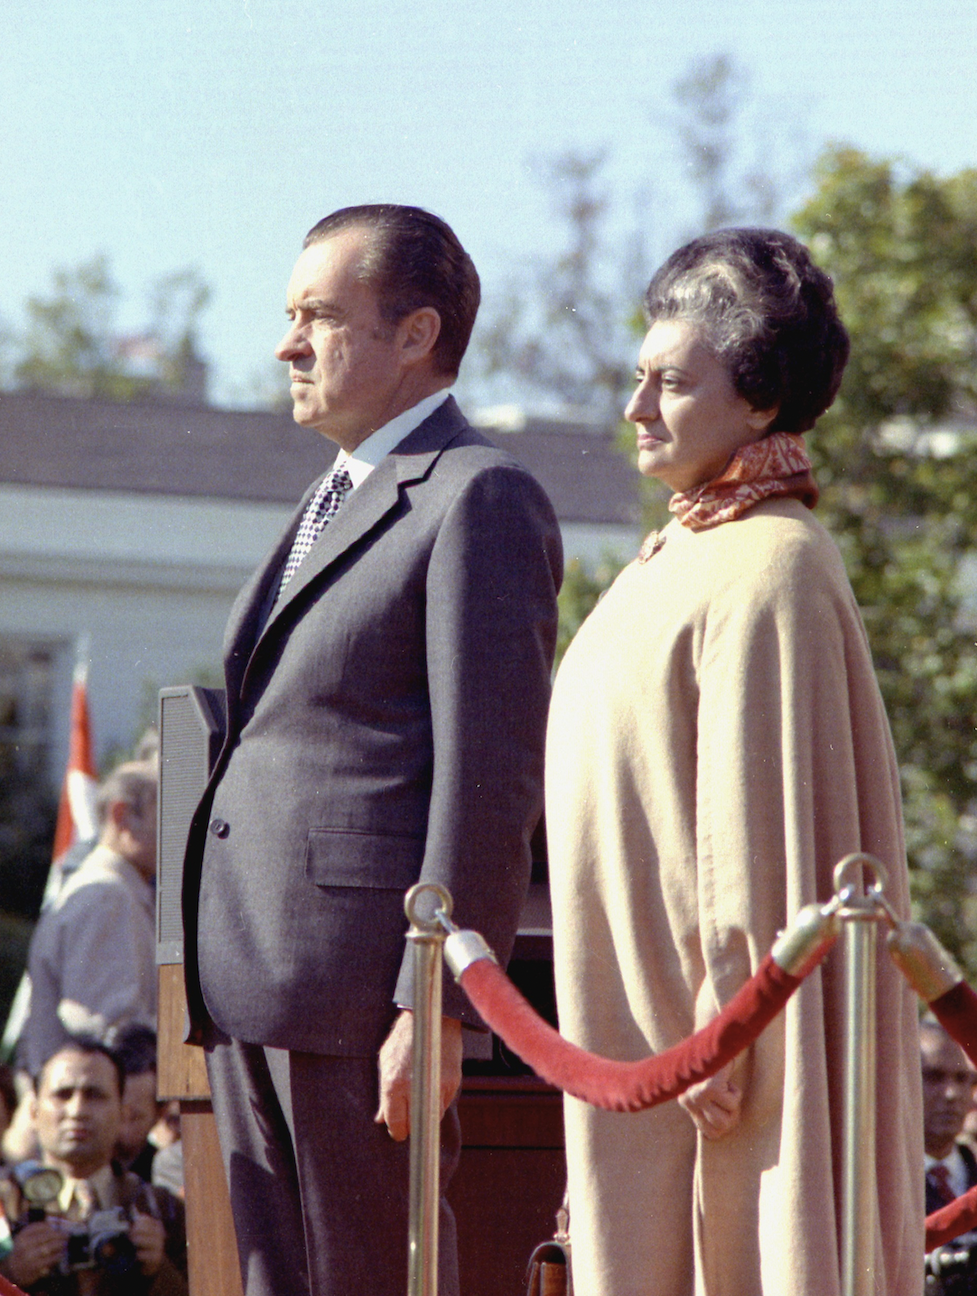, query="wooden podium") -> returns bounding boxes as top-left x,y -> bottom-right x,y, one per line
156,964 -> 243,1296
452,1077 -> 565,1296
